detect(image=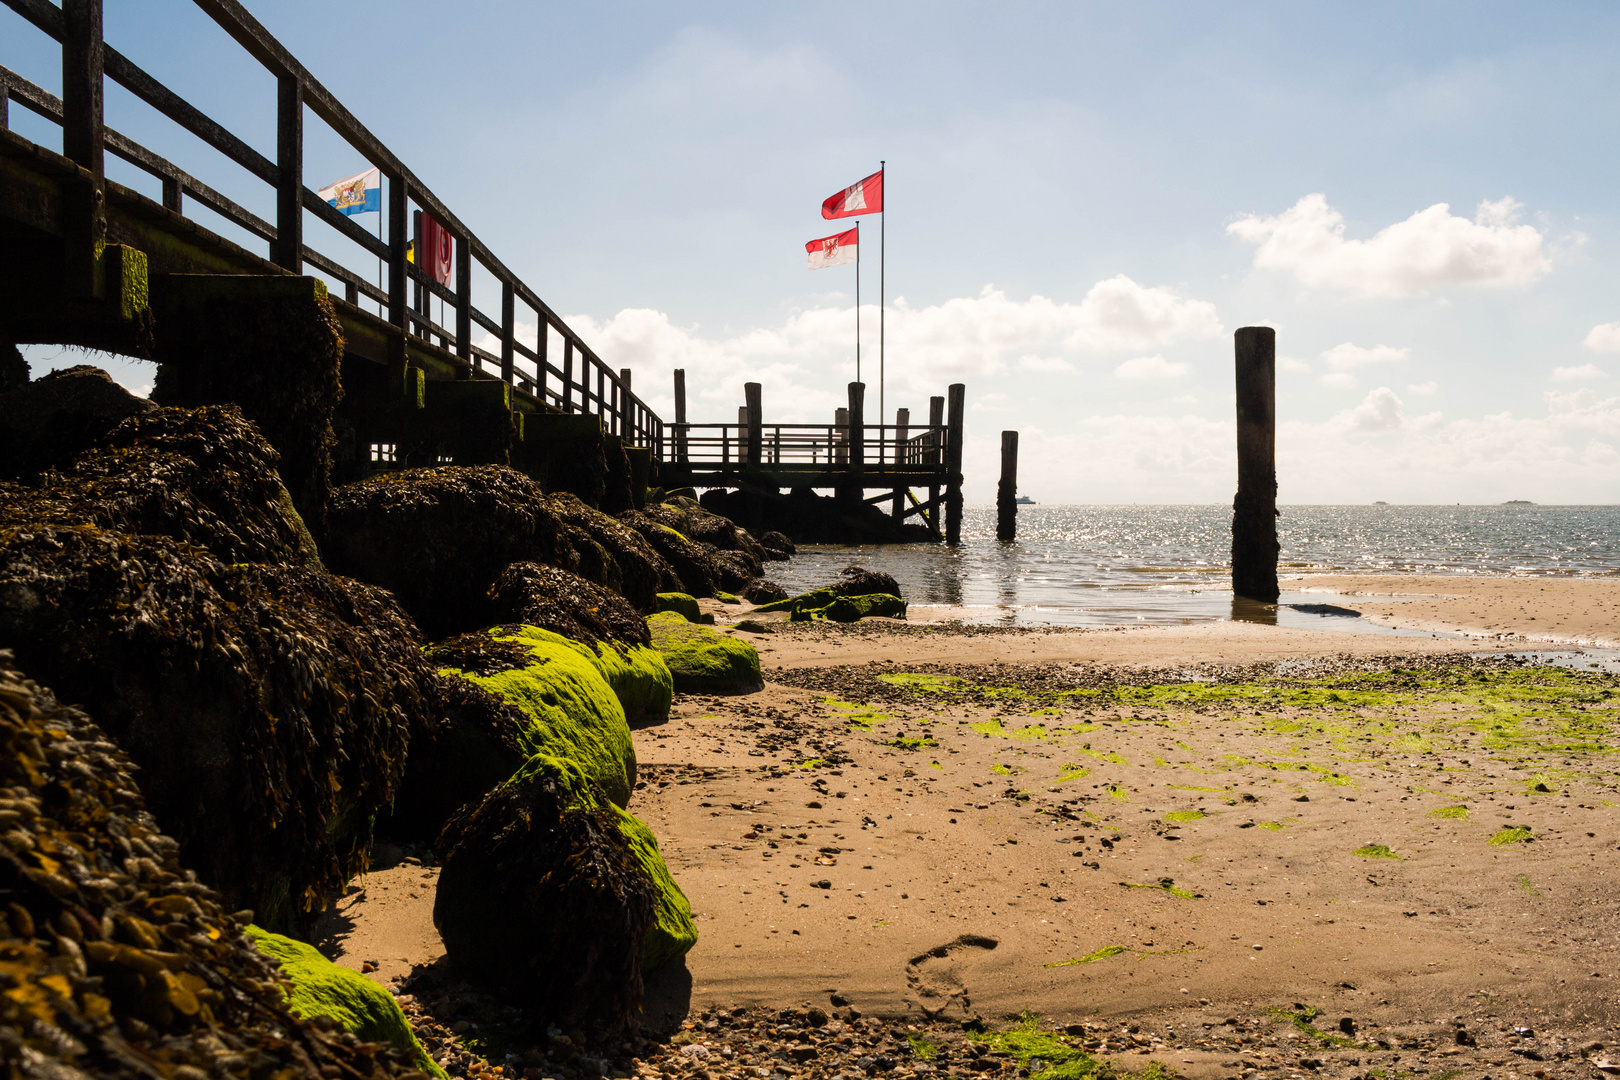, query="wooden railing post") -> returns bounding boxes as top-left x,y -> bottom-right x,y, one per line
272,72 -> 302,271
673,368 -> 688,462
500,281 -> 515,389
926,394 -> 945,540
891,406 -> 910,520
62,0 -> 105,300
848,382 -> 865,468
620,368 -> 633,440
536,323 -> 548,403
454,235 -> 471,362
945,383 -> 965,545
745,382 -> 762,465
834,408 -> 848,465
562,339 -> 574,411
